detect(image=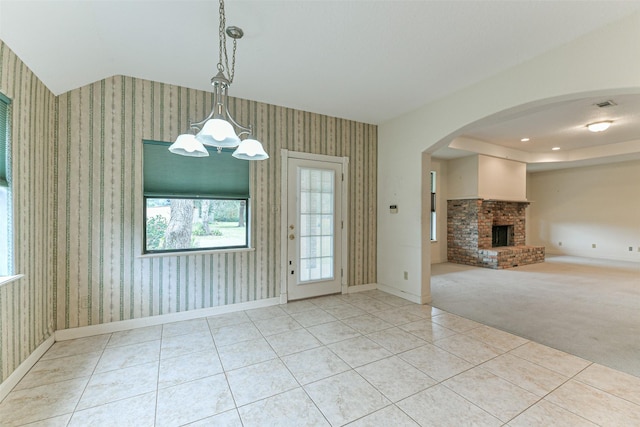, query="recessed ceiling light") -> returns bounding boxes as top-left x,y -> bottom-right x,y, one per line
552,147 -> 561,151
520,138 -> 530,142
586,121 -> 612,132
